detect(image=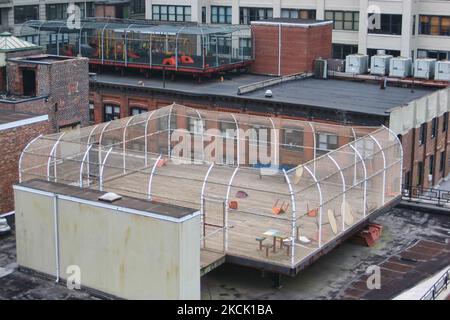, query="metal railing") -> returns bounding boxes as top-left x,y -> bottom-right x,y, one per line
420,268 -> 450,300
402,184 -> 450,207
